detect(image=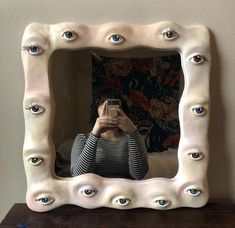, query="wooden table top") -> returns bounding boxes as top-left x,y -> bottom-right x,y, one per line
1,203 -> 235,227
